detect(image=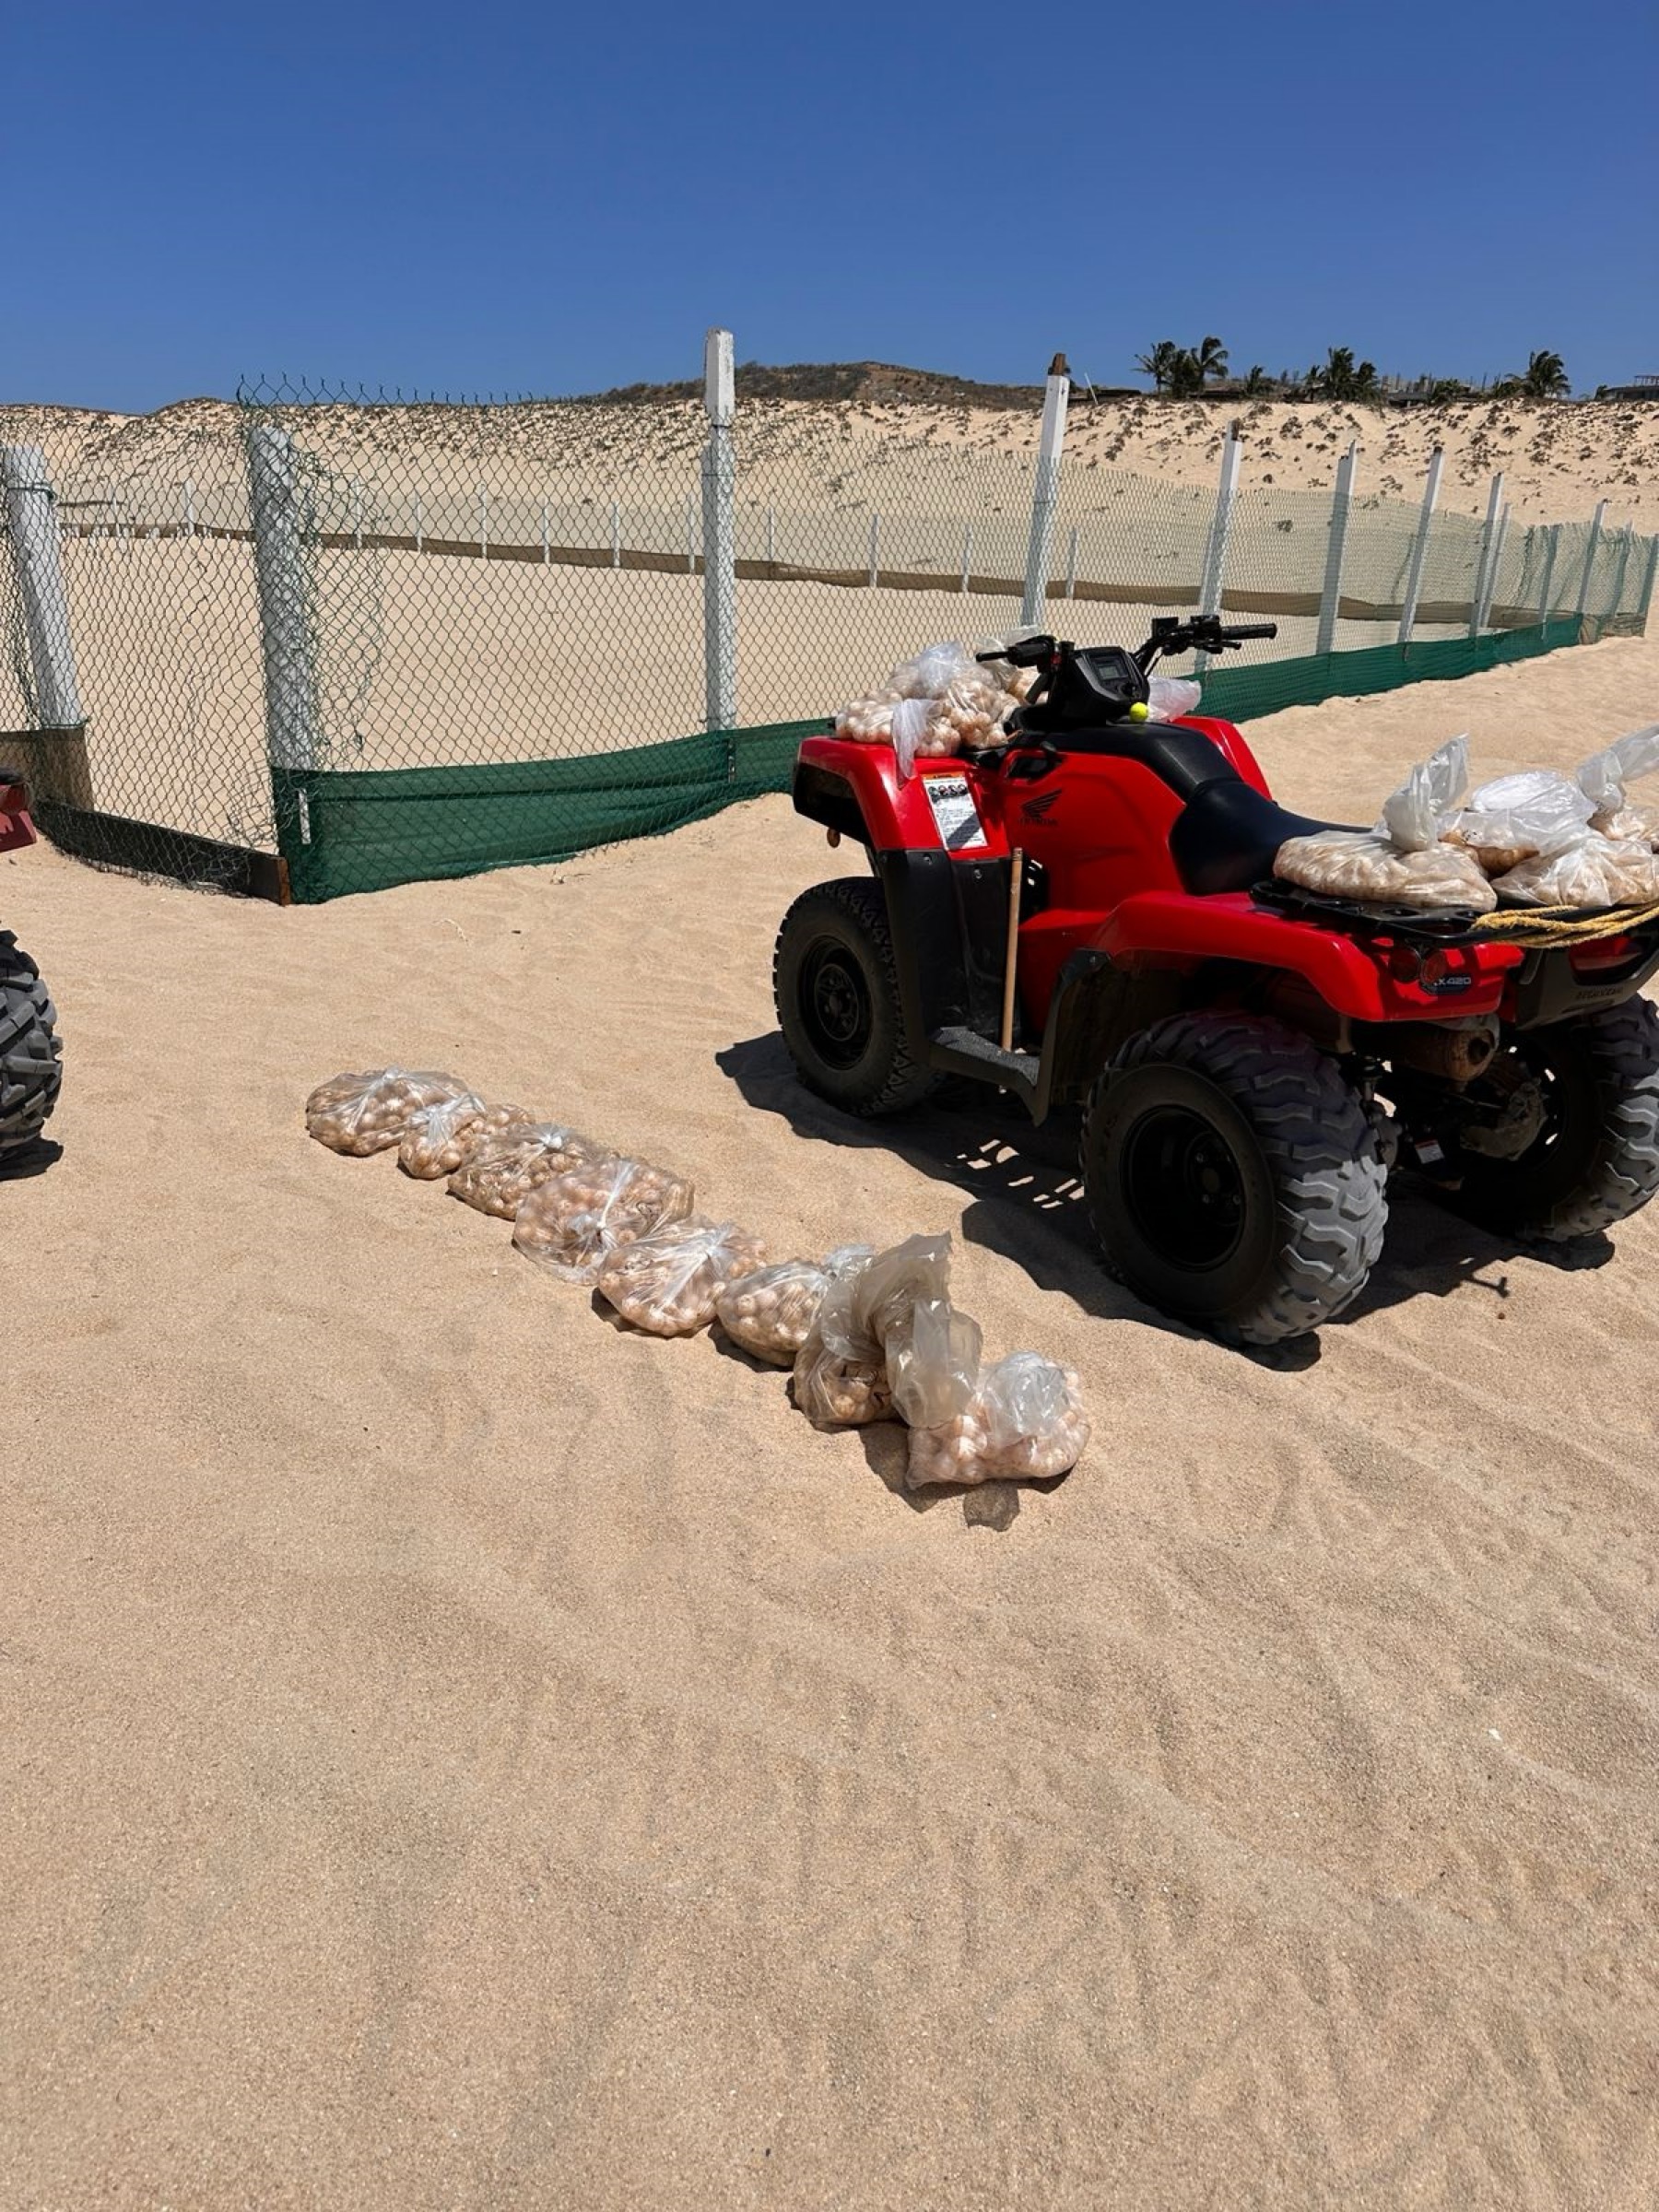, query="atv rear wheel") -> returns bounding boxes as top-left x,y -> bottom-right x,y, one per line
773,877 -> 936,1117
1449,1000 -> 1659,1240
1082,1013 -> 1388,1346
0,933 -> 63,1153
